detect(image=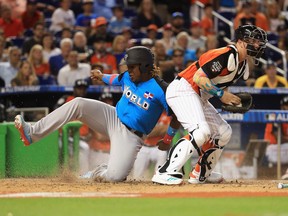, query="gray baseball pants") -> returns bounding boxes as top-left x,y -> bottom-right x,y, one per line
29,97 -> 144,182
